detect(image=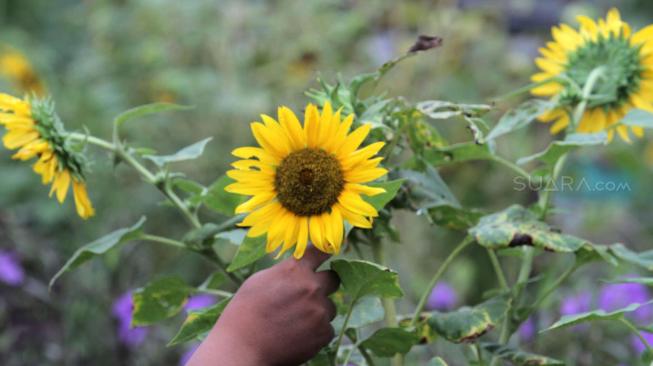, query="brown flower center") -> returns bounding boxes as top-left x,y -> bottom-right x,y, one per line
274,148 -> 344,216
